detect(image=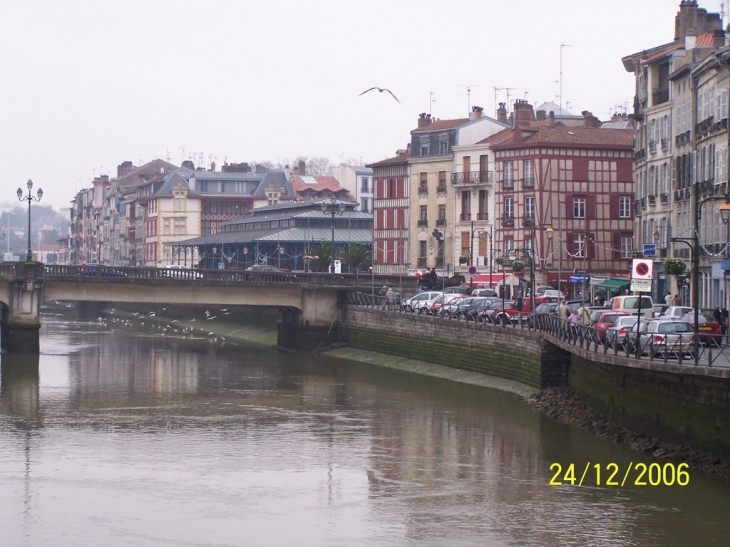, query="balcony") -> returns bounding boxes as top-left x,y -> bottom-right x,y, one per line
522,177 -> 535,189
417,257 -> 427,268
436,183 -> 447,193
660,138 -> 669,151
502,214 -> 514,227
652,88 -> 669,105
648,194 -> 656,206
436,218 -> 446,226
417,219 -> 428,227
477,212 -> 488,221
460,213 -> 471,221
450,171 -> 493,185
418,187 -> 428,195
660,193 -> 668,204
648,141 -> 656,154
635,148 -> 646,161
